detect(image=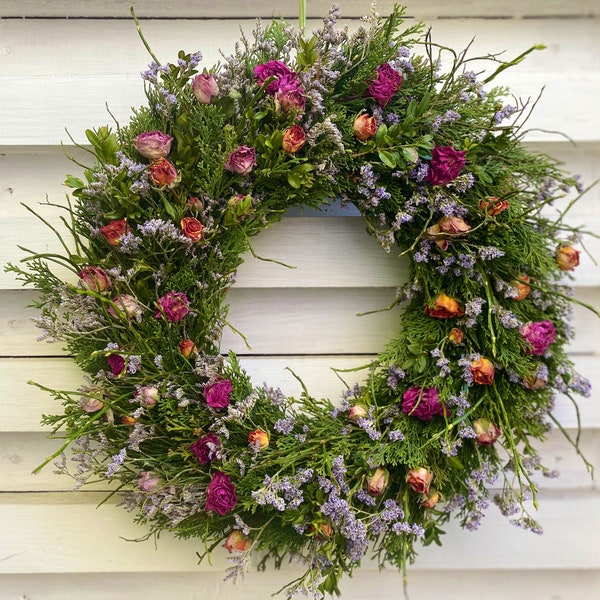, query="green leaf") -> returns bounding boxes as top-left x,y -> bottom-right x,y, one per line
378,150 -> 396,168
402,147 -> 419,163
287,172 -> 301,189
